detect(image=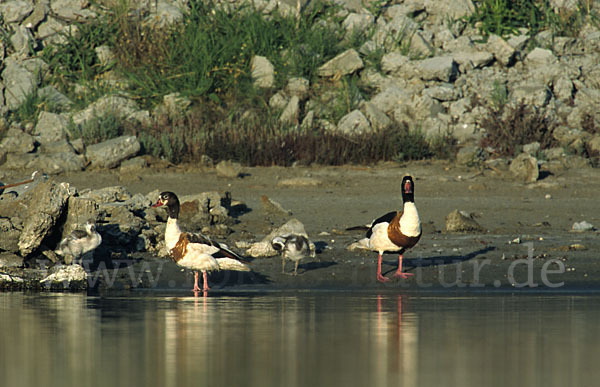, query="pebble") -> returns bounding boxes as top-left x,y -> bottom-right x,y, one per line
571,221 -> 595,232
